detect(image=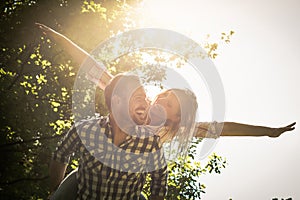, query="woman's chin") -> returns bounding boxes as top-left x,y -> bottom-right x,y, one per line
148,116 -> 166,126
148,105 -> 167,126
